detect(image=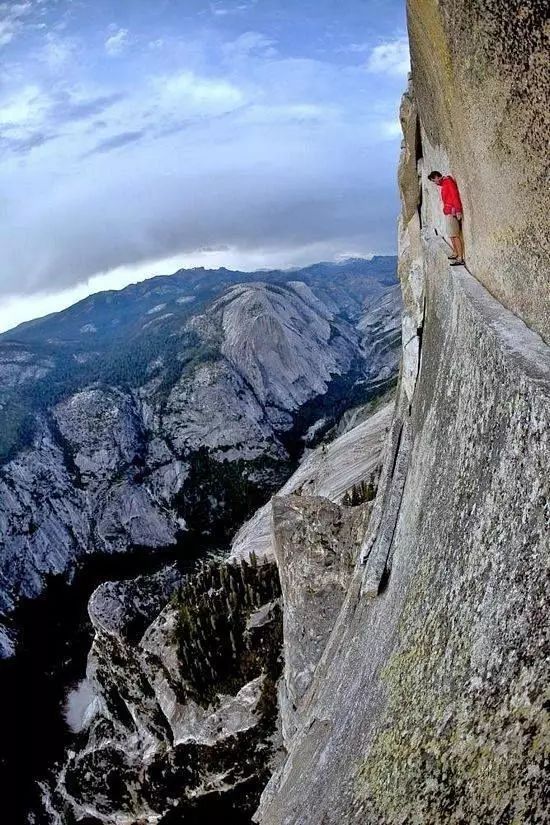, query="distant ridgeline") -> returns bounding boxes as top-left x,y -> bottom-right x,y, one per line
0,257 -> 397,462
